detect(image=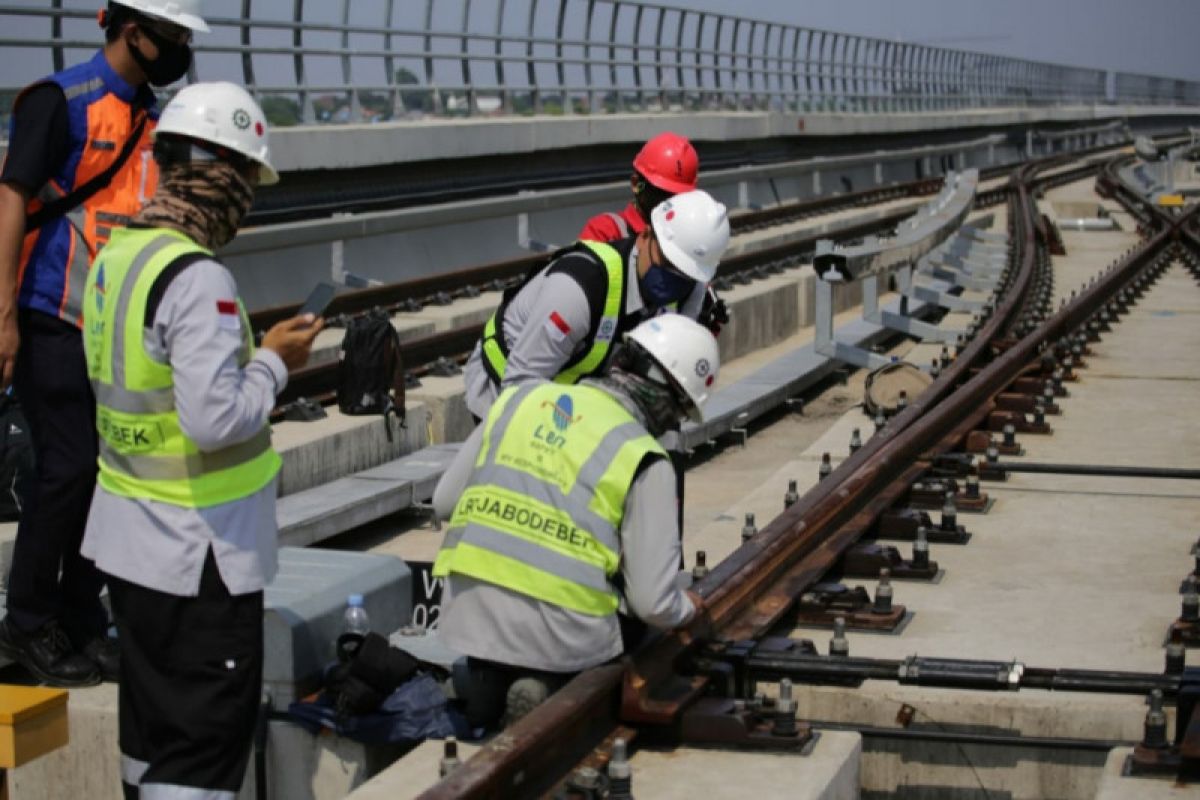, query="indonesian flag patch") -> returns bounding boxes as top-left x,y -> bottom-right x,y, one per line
545,311 -> 572,342
216,299 -> 241,331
